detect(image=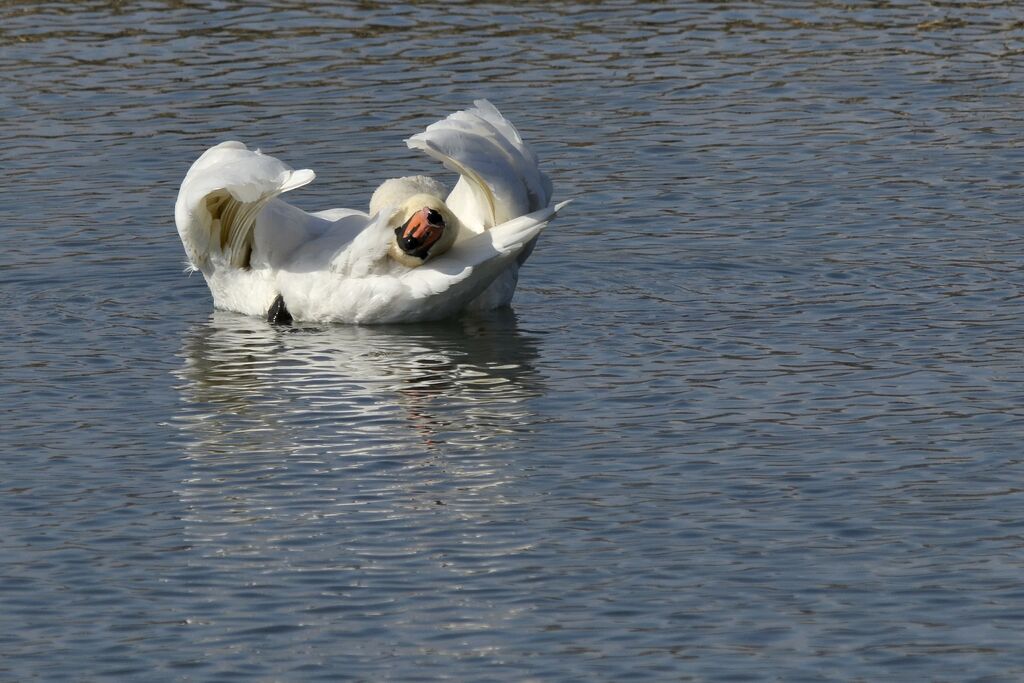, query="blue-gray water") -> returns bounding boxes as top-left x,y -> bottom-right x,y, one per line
3,2 -> 1024,680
